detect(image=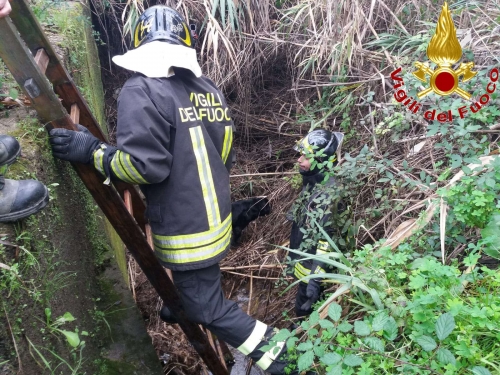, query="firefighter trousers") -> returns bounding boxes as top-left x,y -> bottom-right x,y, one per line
171,263 -> 288,373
